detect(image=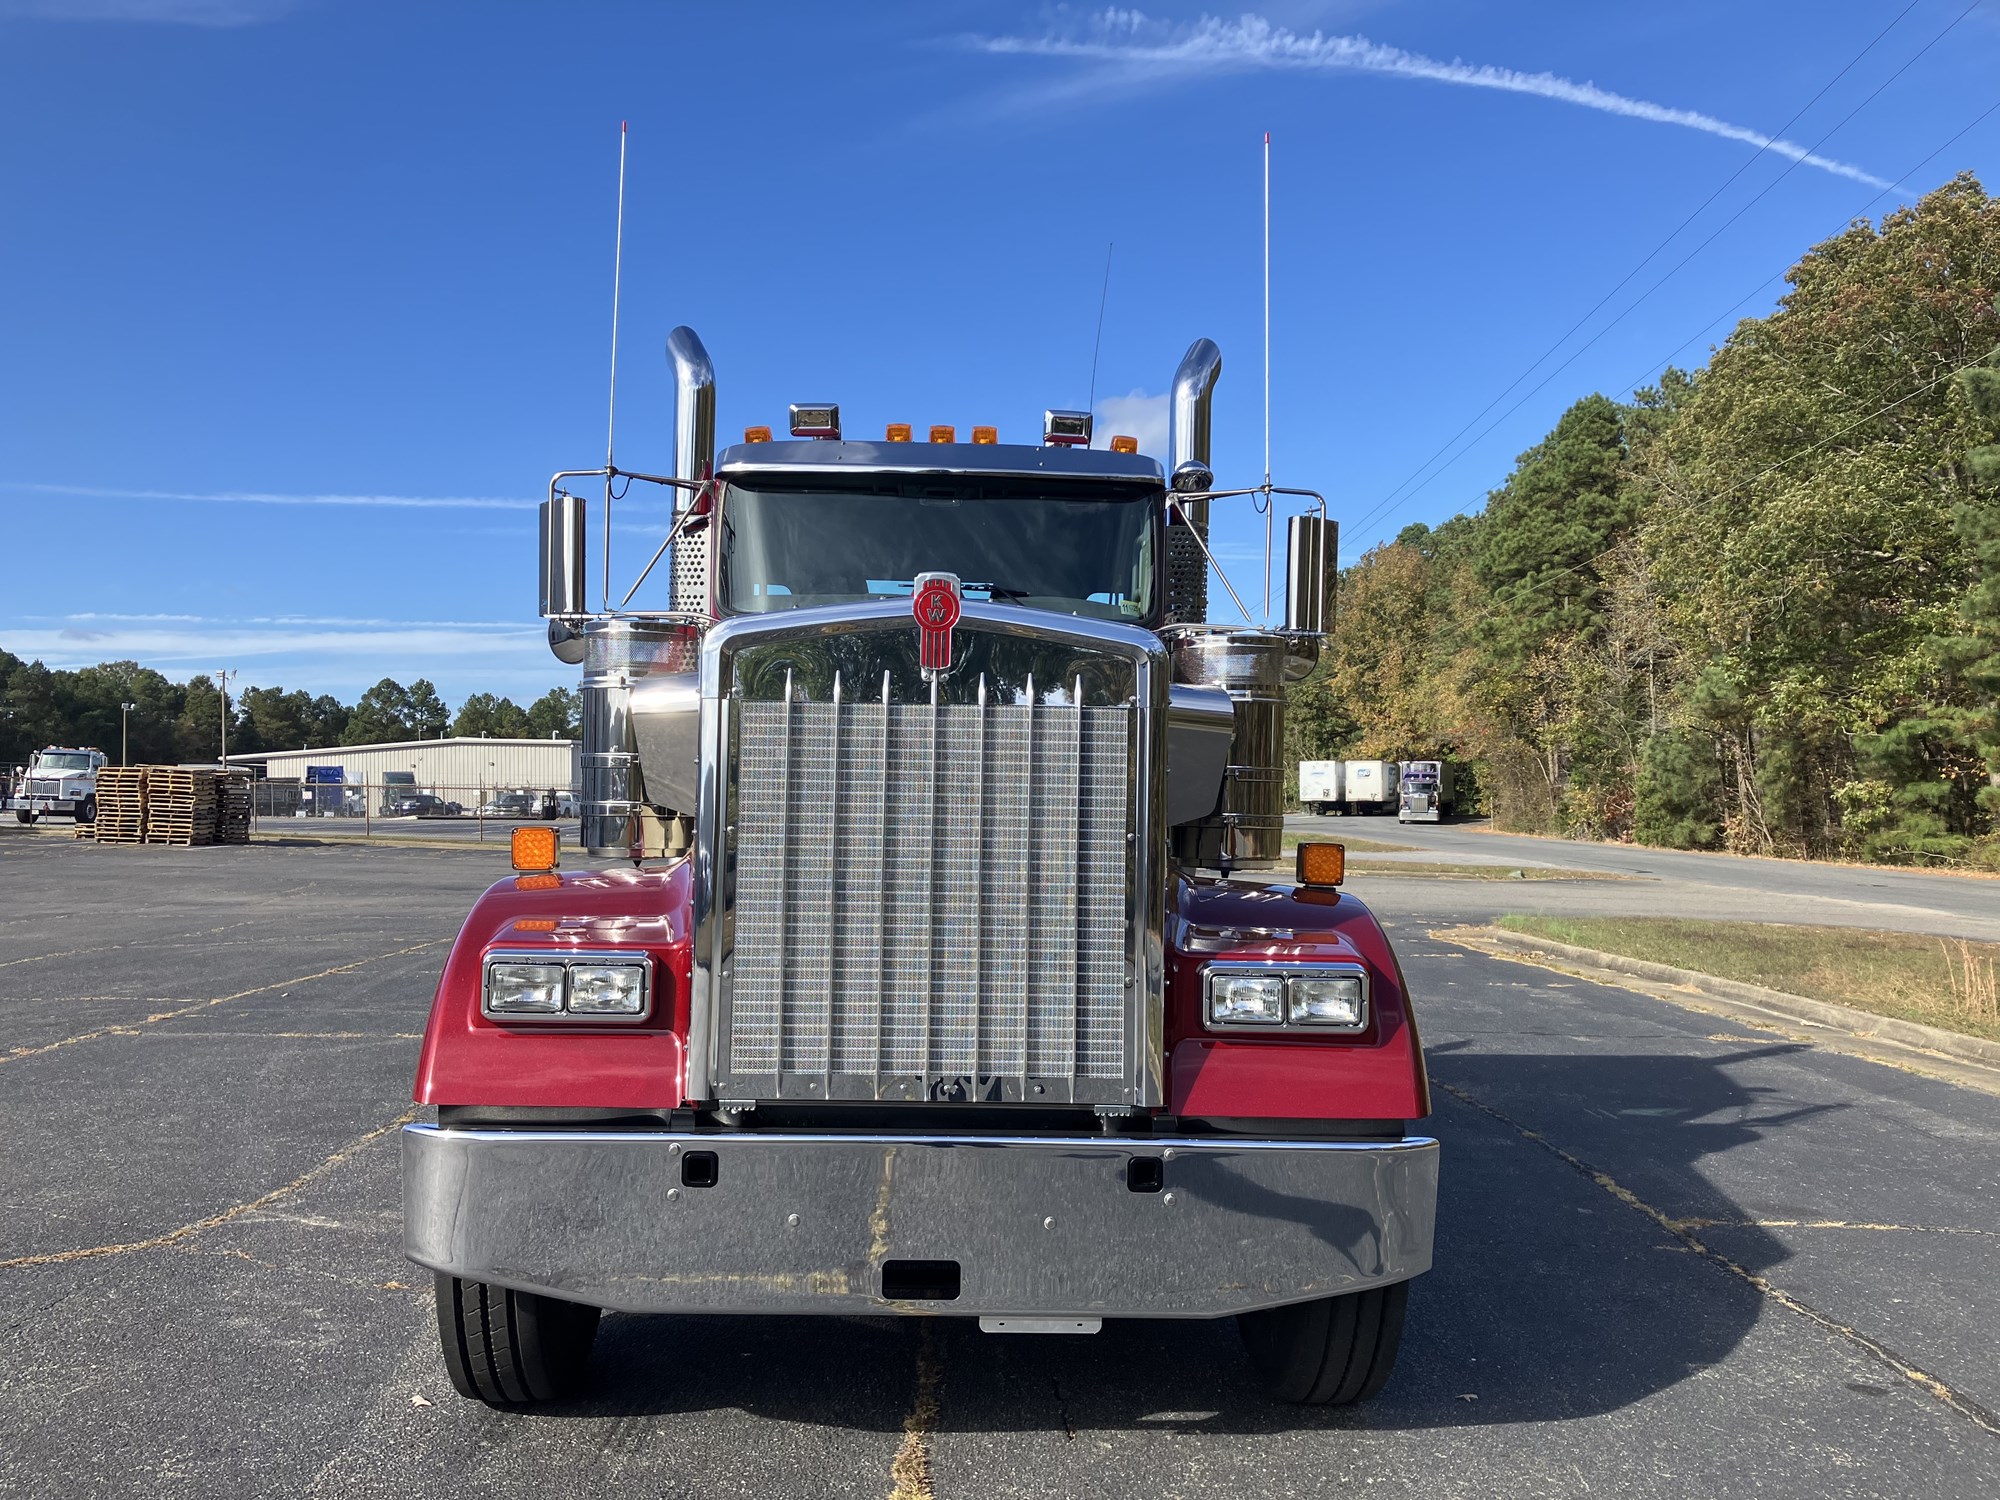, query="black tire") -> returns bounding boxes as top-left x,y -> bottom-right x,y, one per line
435,1273 -> 600,1405
76,795 -> 96,825
16,810 -> 34,825
1237,1281 -> 1410,1405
